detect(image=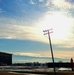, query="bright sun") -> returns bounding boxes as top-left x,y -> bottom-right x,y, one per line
37,11 -> 72,41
